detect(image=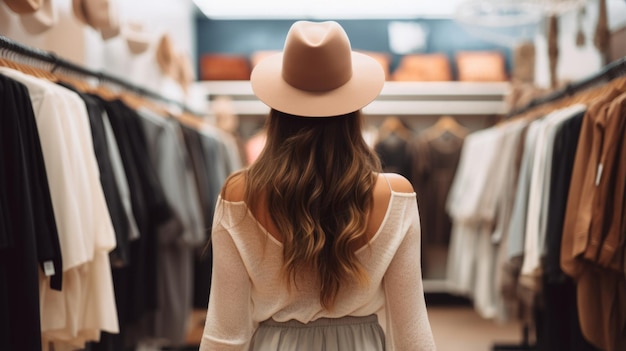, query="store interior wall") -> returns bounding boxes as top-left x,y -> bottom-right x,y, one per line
1,0 -> 625,99
194,17 -> 513,79
0,0 -> 200,107
83,0 -> 196,75
193,0 -> 626,89
0,0 -> 85,63
0,0 -> 197,71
